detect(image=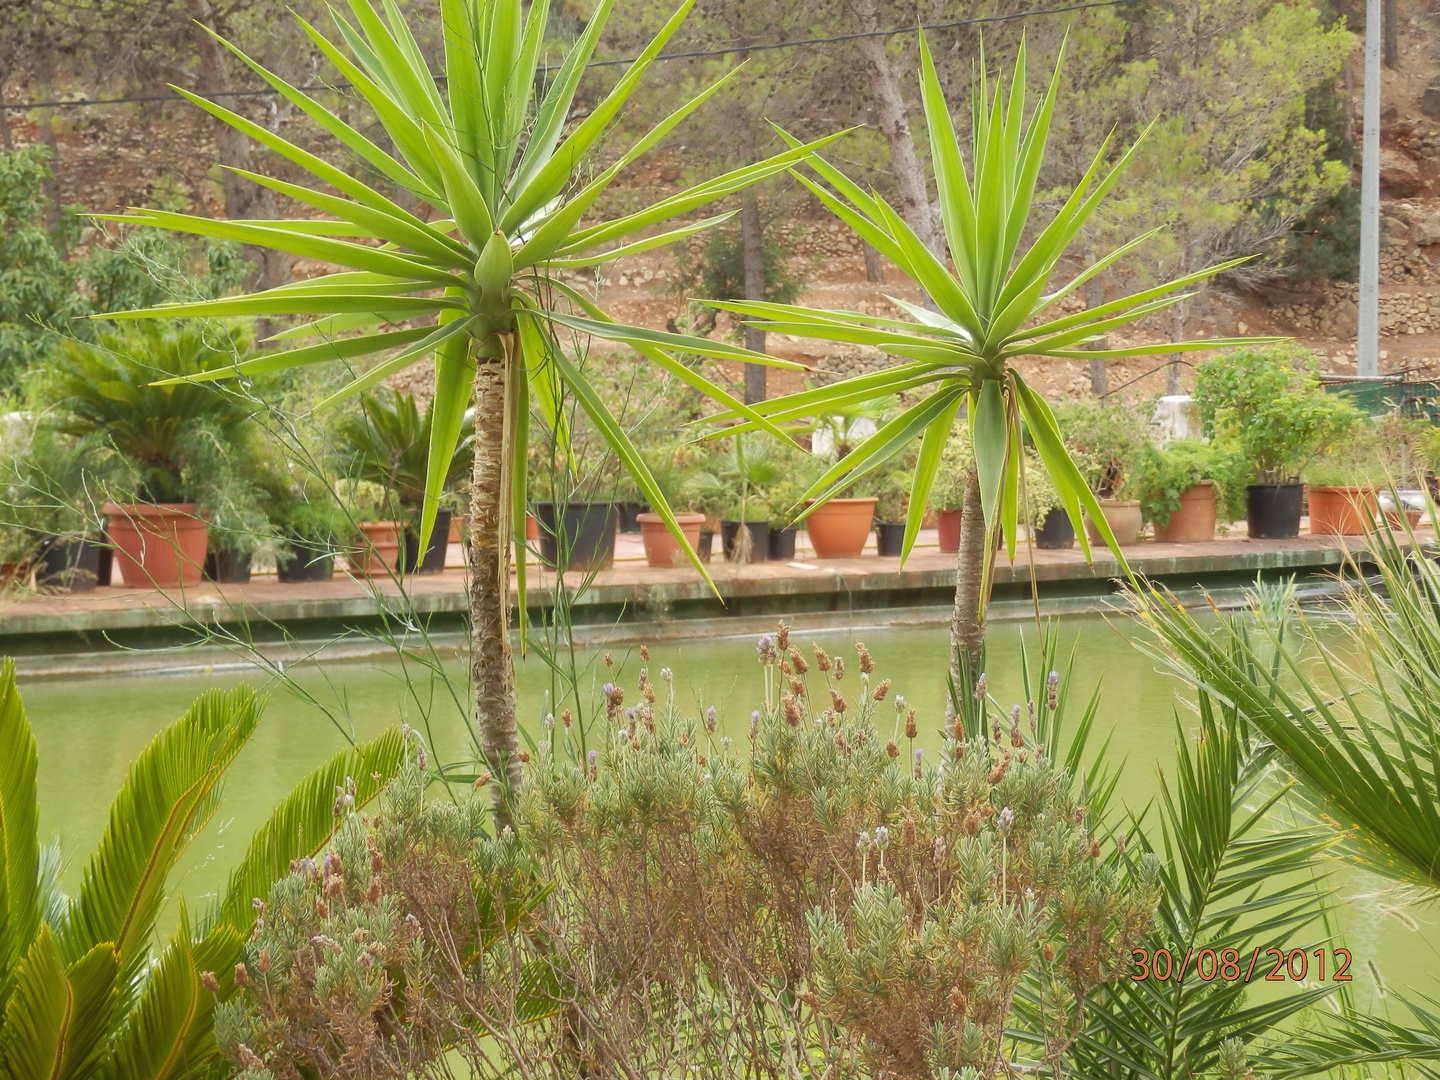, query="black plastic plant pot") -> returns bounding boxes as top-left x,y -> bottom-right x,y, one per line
95,533 -> 113,587
875,521 -> 906,557
768,526 -> 798,561
204,551 -> 252,584
403,509 -> 452,575
1033,508 -> 1076,550
535,502 -> 617,573
34,534 -> 101,592
1246,483 -> 1304,539
617,502 -> 648,534
697,528 -> 715,563
277,535 -> 335,583
721,520 -> 768,562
